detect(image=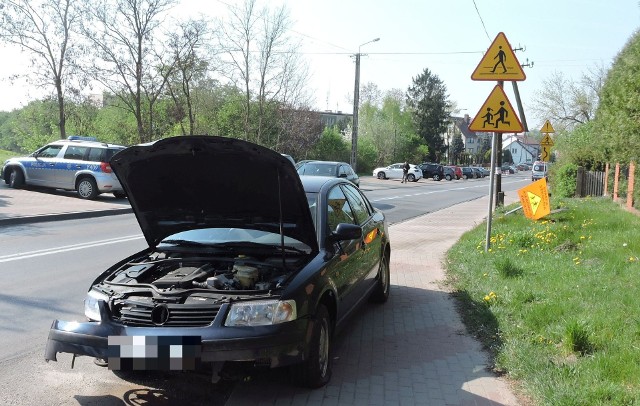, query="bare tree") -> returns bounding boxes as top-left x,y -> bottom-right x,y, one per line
0,0 -> 80,138
531,66 -> 605,132
81,0 -> 177,143
217,0 -> 311,145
